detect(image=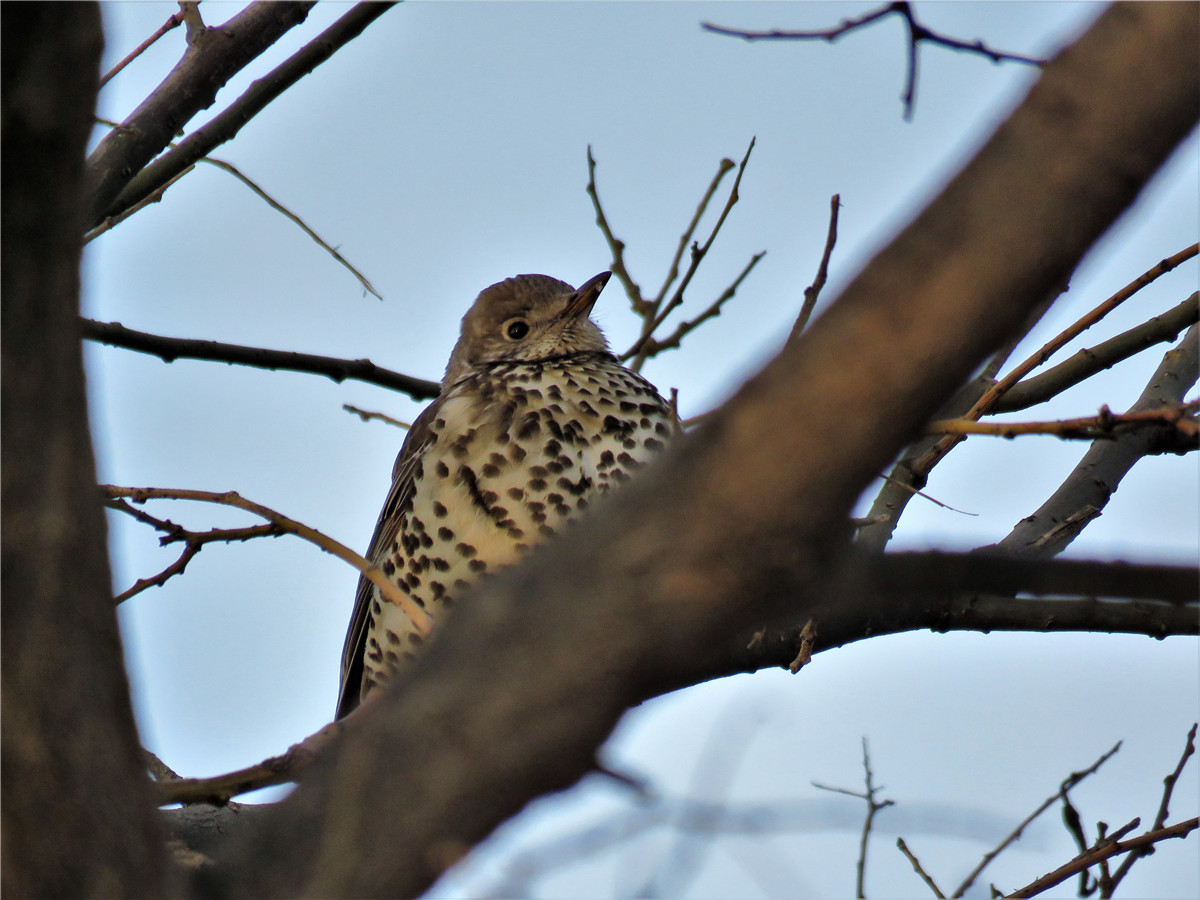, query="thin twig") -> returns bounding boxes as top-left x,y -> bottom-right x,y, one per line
83,165 -> 195,243
1003,818 -> 1198,899
632,251 -> 766,363
105,497 -> 284,603
913,243 -> 1200,478
100,485 -> 433,635
812,738 -> 895,898
703,2 -> 1043,120
91,116 -> 382,297
342,404 -> 411,429
897,837 -> 946,898
996,293 -> 1199,412
198,156 -> 382,299
79,318 -> 440,399
879,474 -> 978,516
1106,722 -> 1198,891
951,741 -> 1123,898
928,402 -> 1198,441
626,137 -> 758,369
99,8 -> 187,88
790,194 -> 841,342
585,145 -> 646,314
